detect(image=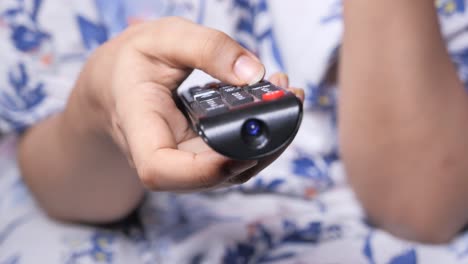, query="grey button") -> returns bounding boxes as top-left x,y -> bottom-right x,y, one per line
224,90 -> 254,106
199,97 -> 228,116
